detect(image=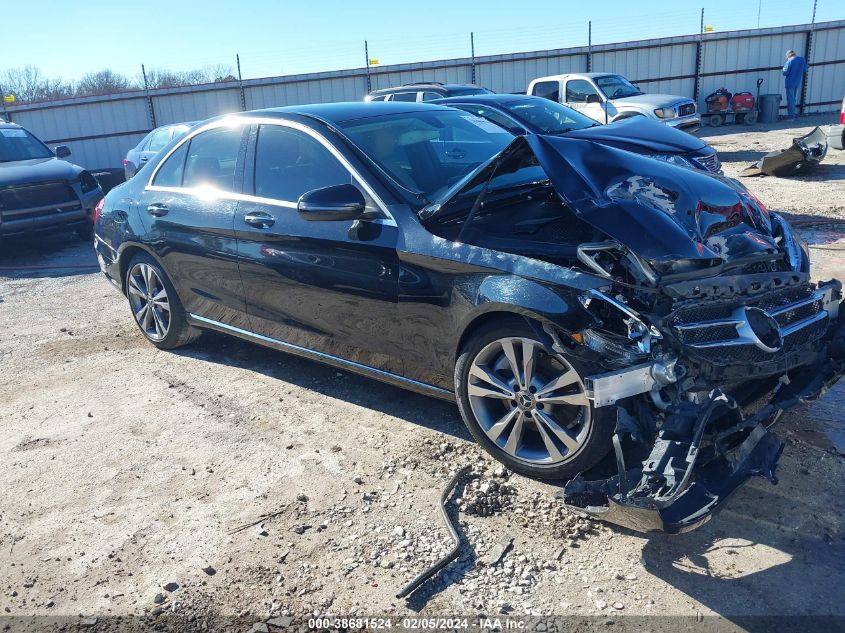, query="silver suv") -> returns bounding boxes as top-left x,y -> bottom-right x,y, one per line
528,73 -> 700,133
